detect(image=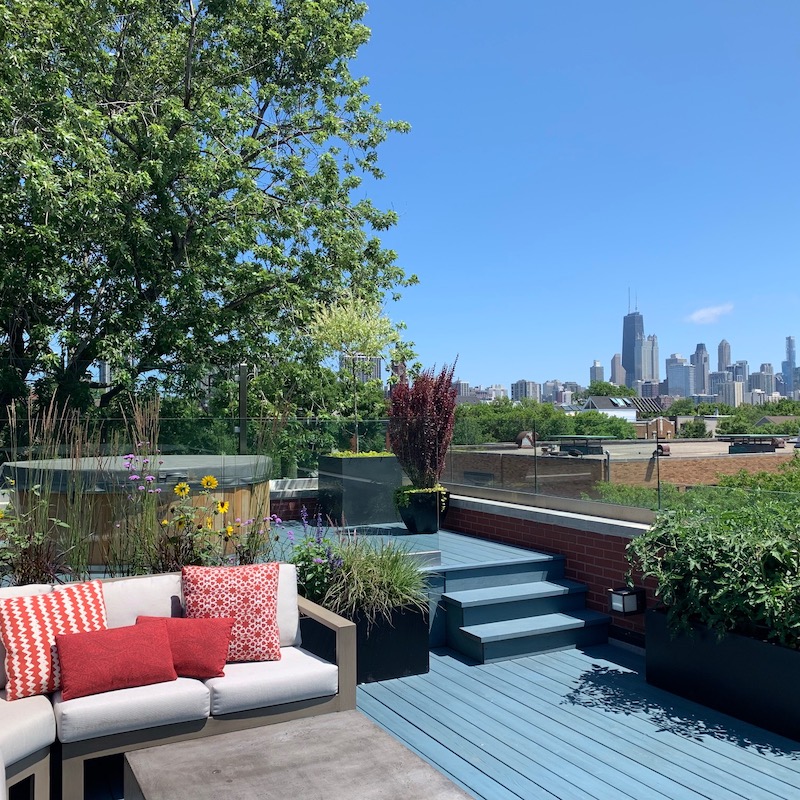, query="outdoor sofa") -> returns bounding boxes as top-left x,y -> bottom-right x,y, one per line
1,564 -> 356,800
